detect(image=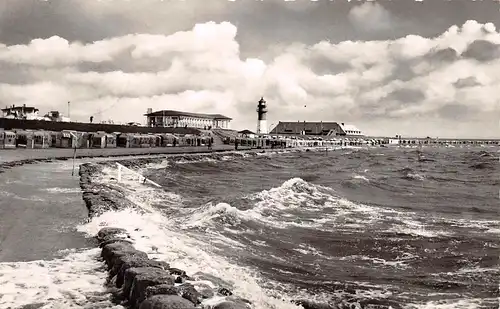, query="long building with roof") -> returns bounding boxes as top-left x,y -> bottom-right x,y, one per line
144,109 -> 232,129
269,121 -> 364,137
